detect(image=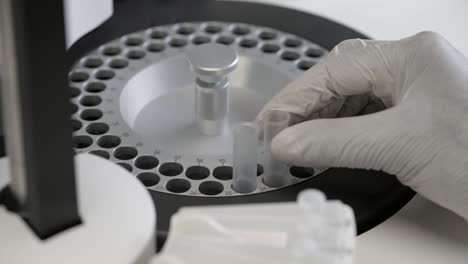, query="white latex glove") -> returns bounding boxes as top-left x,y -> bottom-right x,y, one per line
255,32 -> 468,220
